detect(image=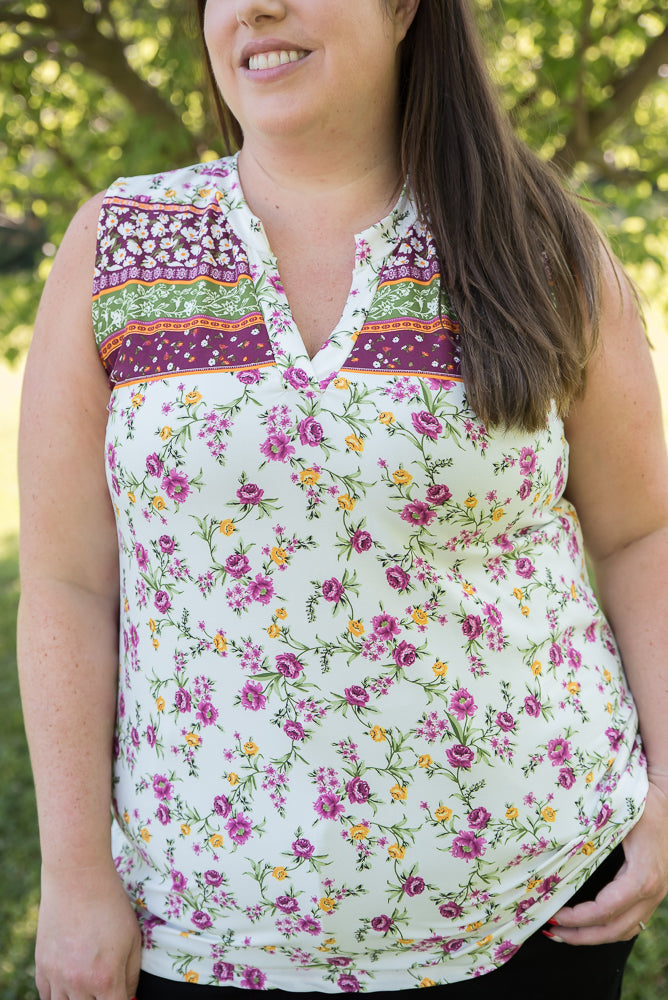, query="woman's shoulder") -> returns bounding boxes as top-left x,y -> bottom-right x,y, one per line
102,154 -> 238,209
